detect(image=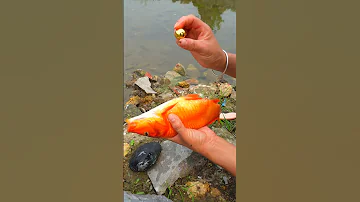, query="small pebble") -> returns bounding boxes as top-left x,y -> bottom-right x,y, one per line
123,143 -> 131,157
177,81 -> 190,88
210,187 -> 221,197
223,176 -> 229,185
173,63 -> 186,76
